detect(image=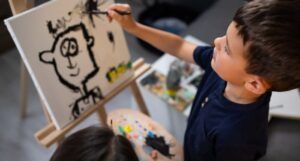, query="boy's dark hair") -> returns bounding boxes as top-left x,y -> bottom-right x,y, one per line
233,0 -> 300,91
50,126 -> 139,161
